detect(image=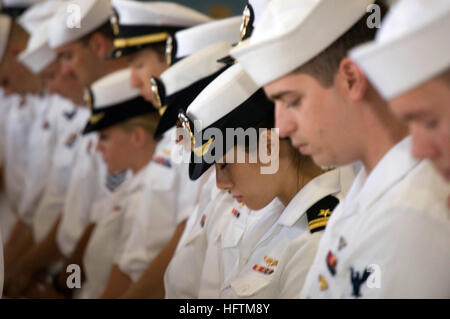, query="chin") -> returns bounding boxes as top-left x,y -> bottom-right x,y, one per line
245,199 -> 271,211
